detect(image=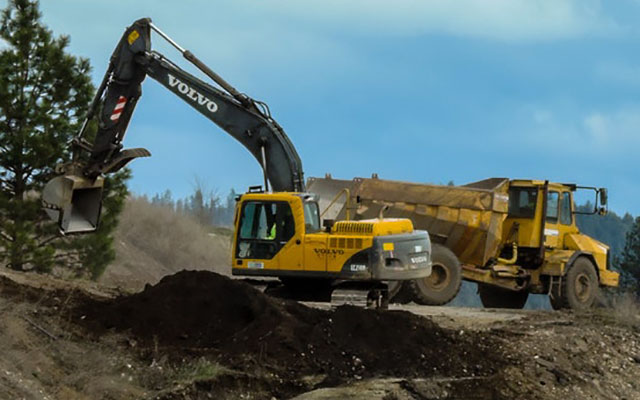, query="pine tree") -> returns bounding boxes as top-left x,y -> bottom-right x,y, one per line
0,0 -> 128,278
617,217 -> 640,295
